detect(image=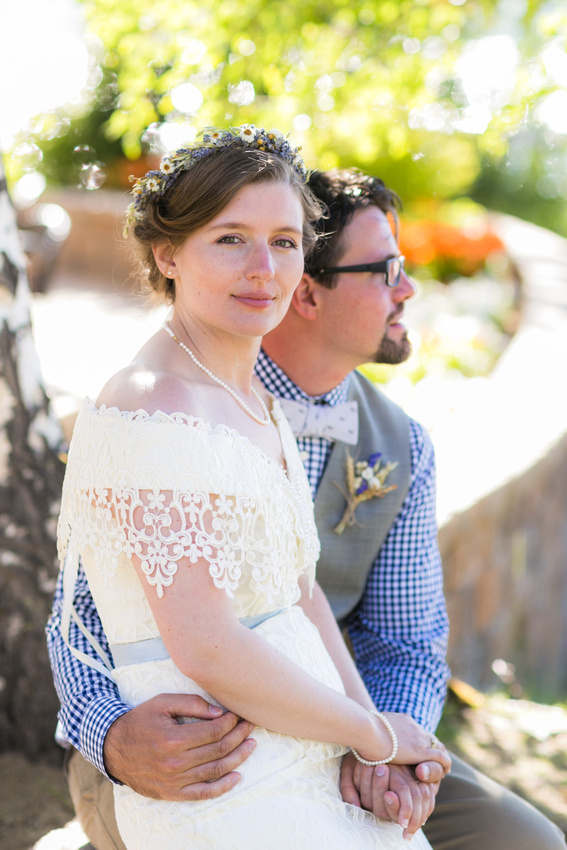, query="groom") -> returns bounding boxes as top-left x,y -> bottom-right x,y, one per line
47,168 -> 565,849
